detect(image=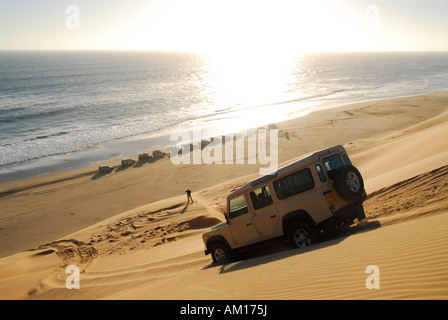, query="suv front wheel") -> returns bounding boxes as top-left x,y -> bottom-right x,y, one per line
210,242 -> 232,265
287,222 -> 317,248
